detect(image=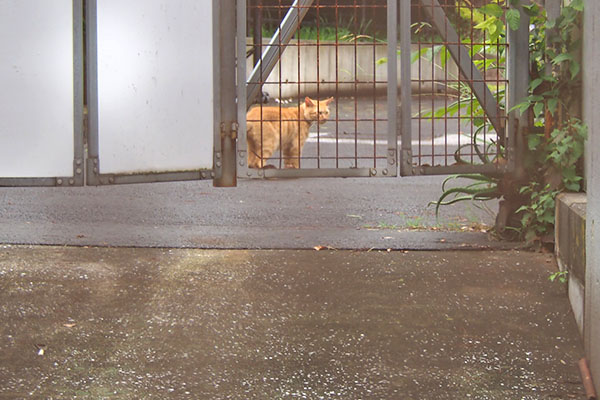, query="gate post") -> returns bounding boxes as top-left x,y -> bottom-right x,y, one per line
506,1 -> 530,178
214,0 -> 238,187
